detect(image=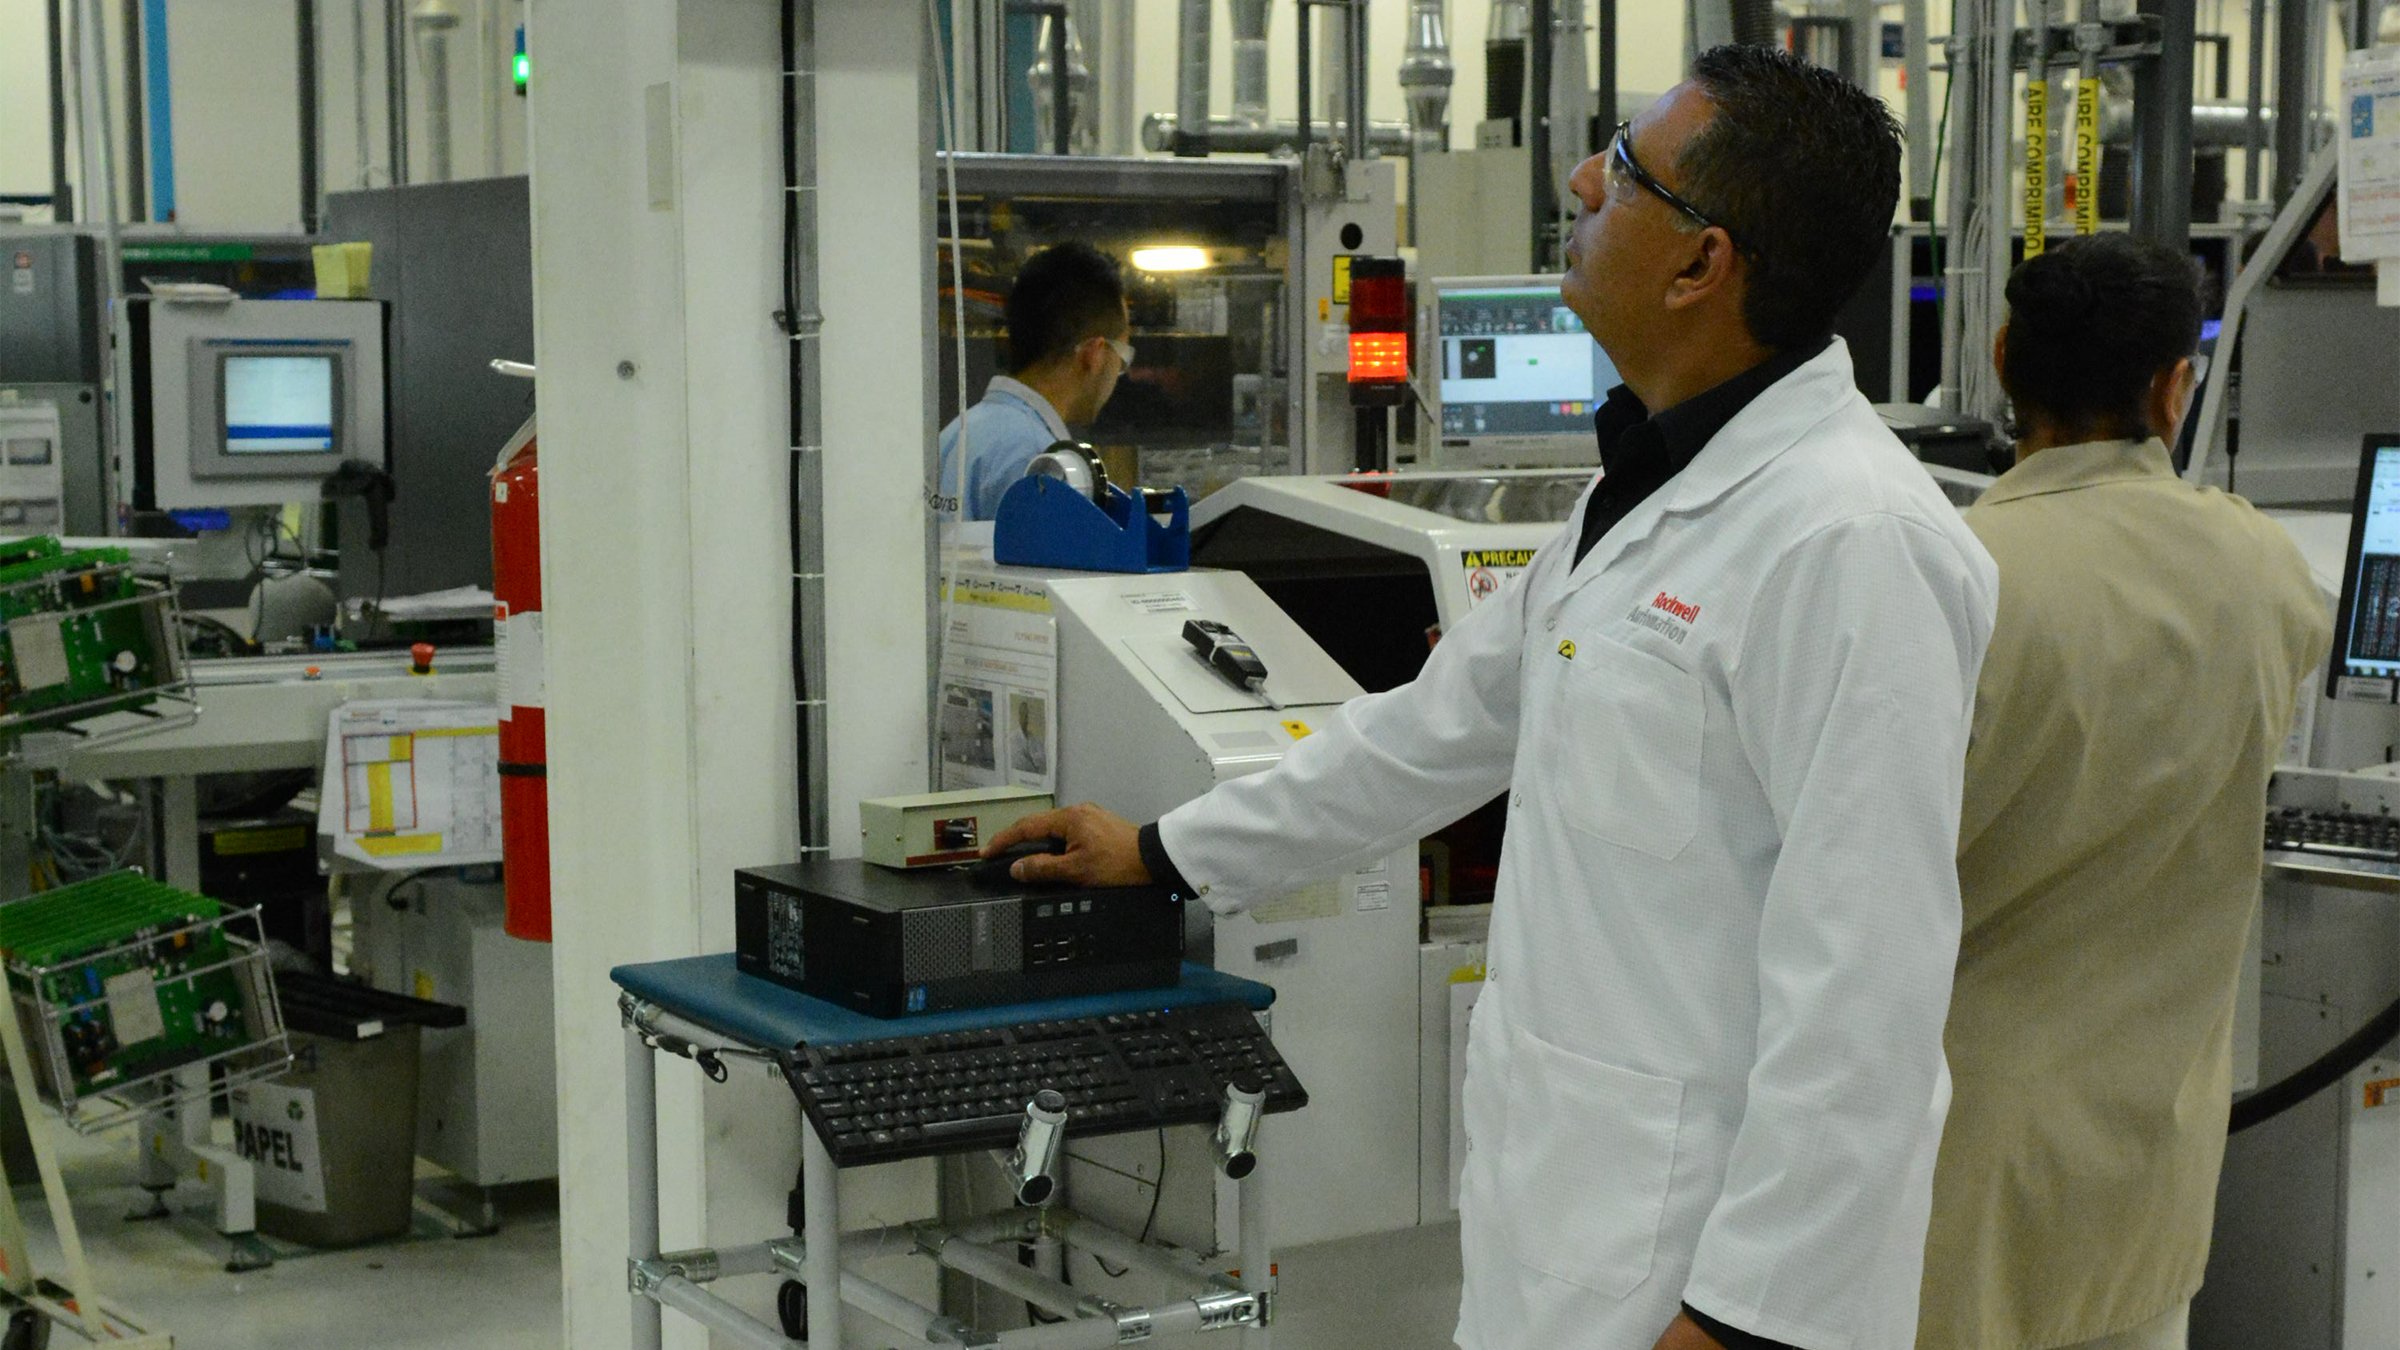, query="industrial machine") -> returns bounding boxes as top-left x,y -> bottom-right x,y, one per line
941,552 -> 1421,1262
2193,437 -> 2400,1350
0,230 -> 105,534
118,294 -> 388,513
933,151 -> 1398,491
